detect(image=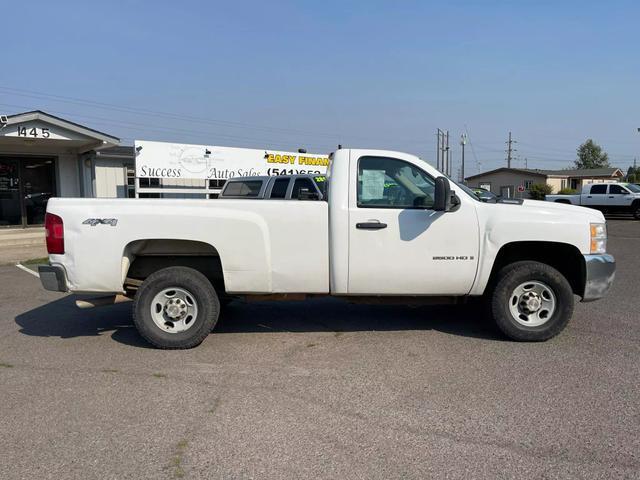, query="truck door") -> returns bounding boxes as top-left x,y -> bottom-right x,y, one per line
584,184 -> 607,207
347,154 -> 480,295
607,184 -> 632,211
